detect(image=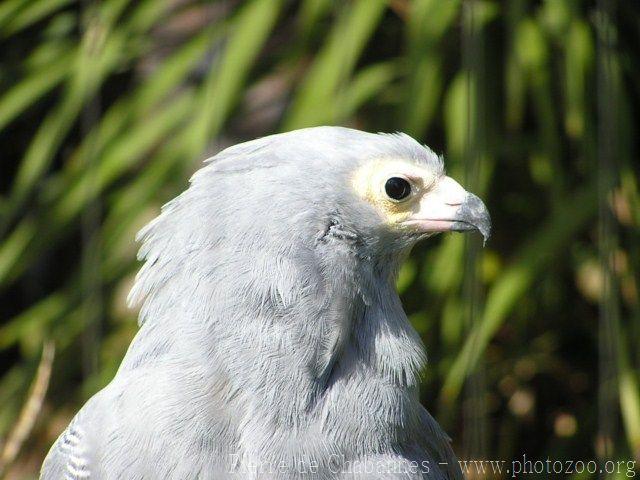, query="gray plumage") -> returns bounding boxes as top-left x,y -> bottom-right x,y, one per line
42,127 -> 489,479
